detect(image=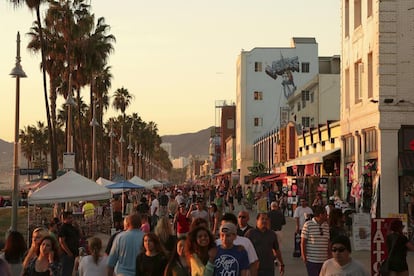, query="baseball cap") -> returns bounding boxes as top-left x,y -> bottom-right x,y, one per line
219,222 -> 237,235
